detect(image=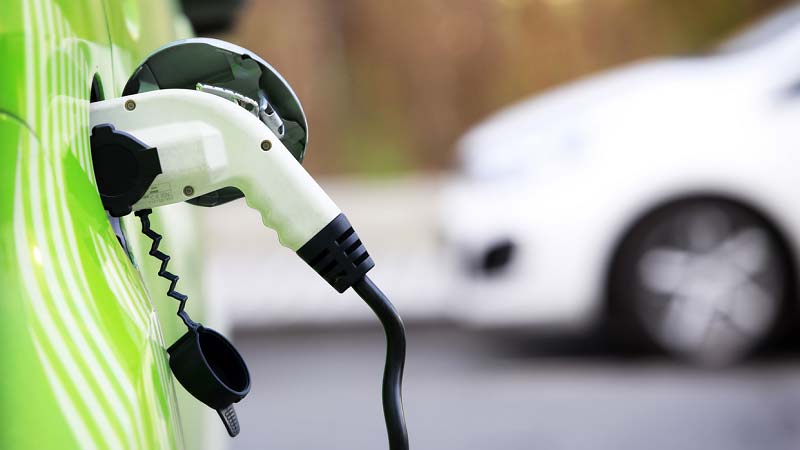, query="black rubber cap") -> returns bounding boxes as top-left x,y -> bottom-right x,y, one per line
168,326 -> 250,408
167,326 -> 250,436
